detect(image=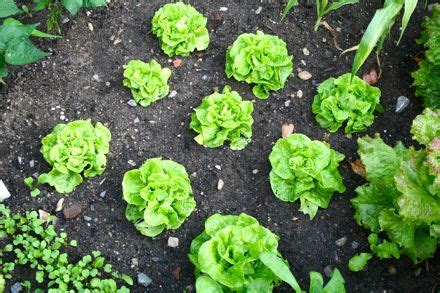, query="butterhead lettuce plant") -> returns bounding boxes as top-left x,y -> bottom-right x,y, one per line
38,120 -> 111,193
189,213 -> 346,292
189,86 -> 254,150
225,31 -> 293,99
122,157 -> 195,237
123,59 -> 172,107
269,134 -> 345,219
152,2 -> 210,57
312,73 -> 382,134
